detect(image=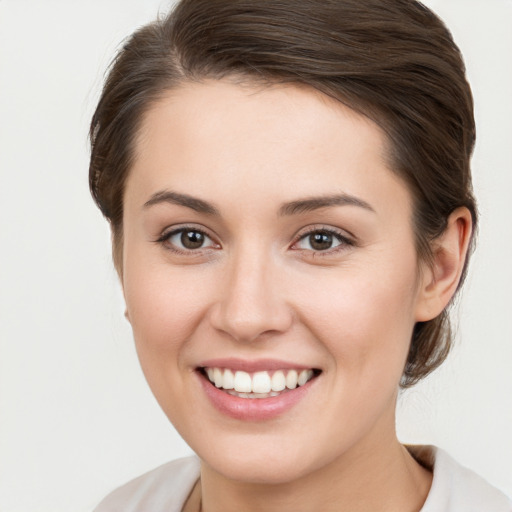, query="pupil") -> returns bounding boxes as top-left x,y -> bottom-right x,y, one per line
181,230 -> 204,249
310,232 -> 332,251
